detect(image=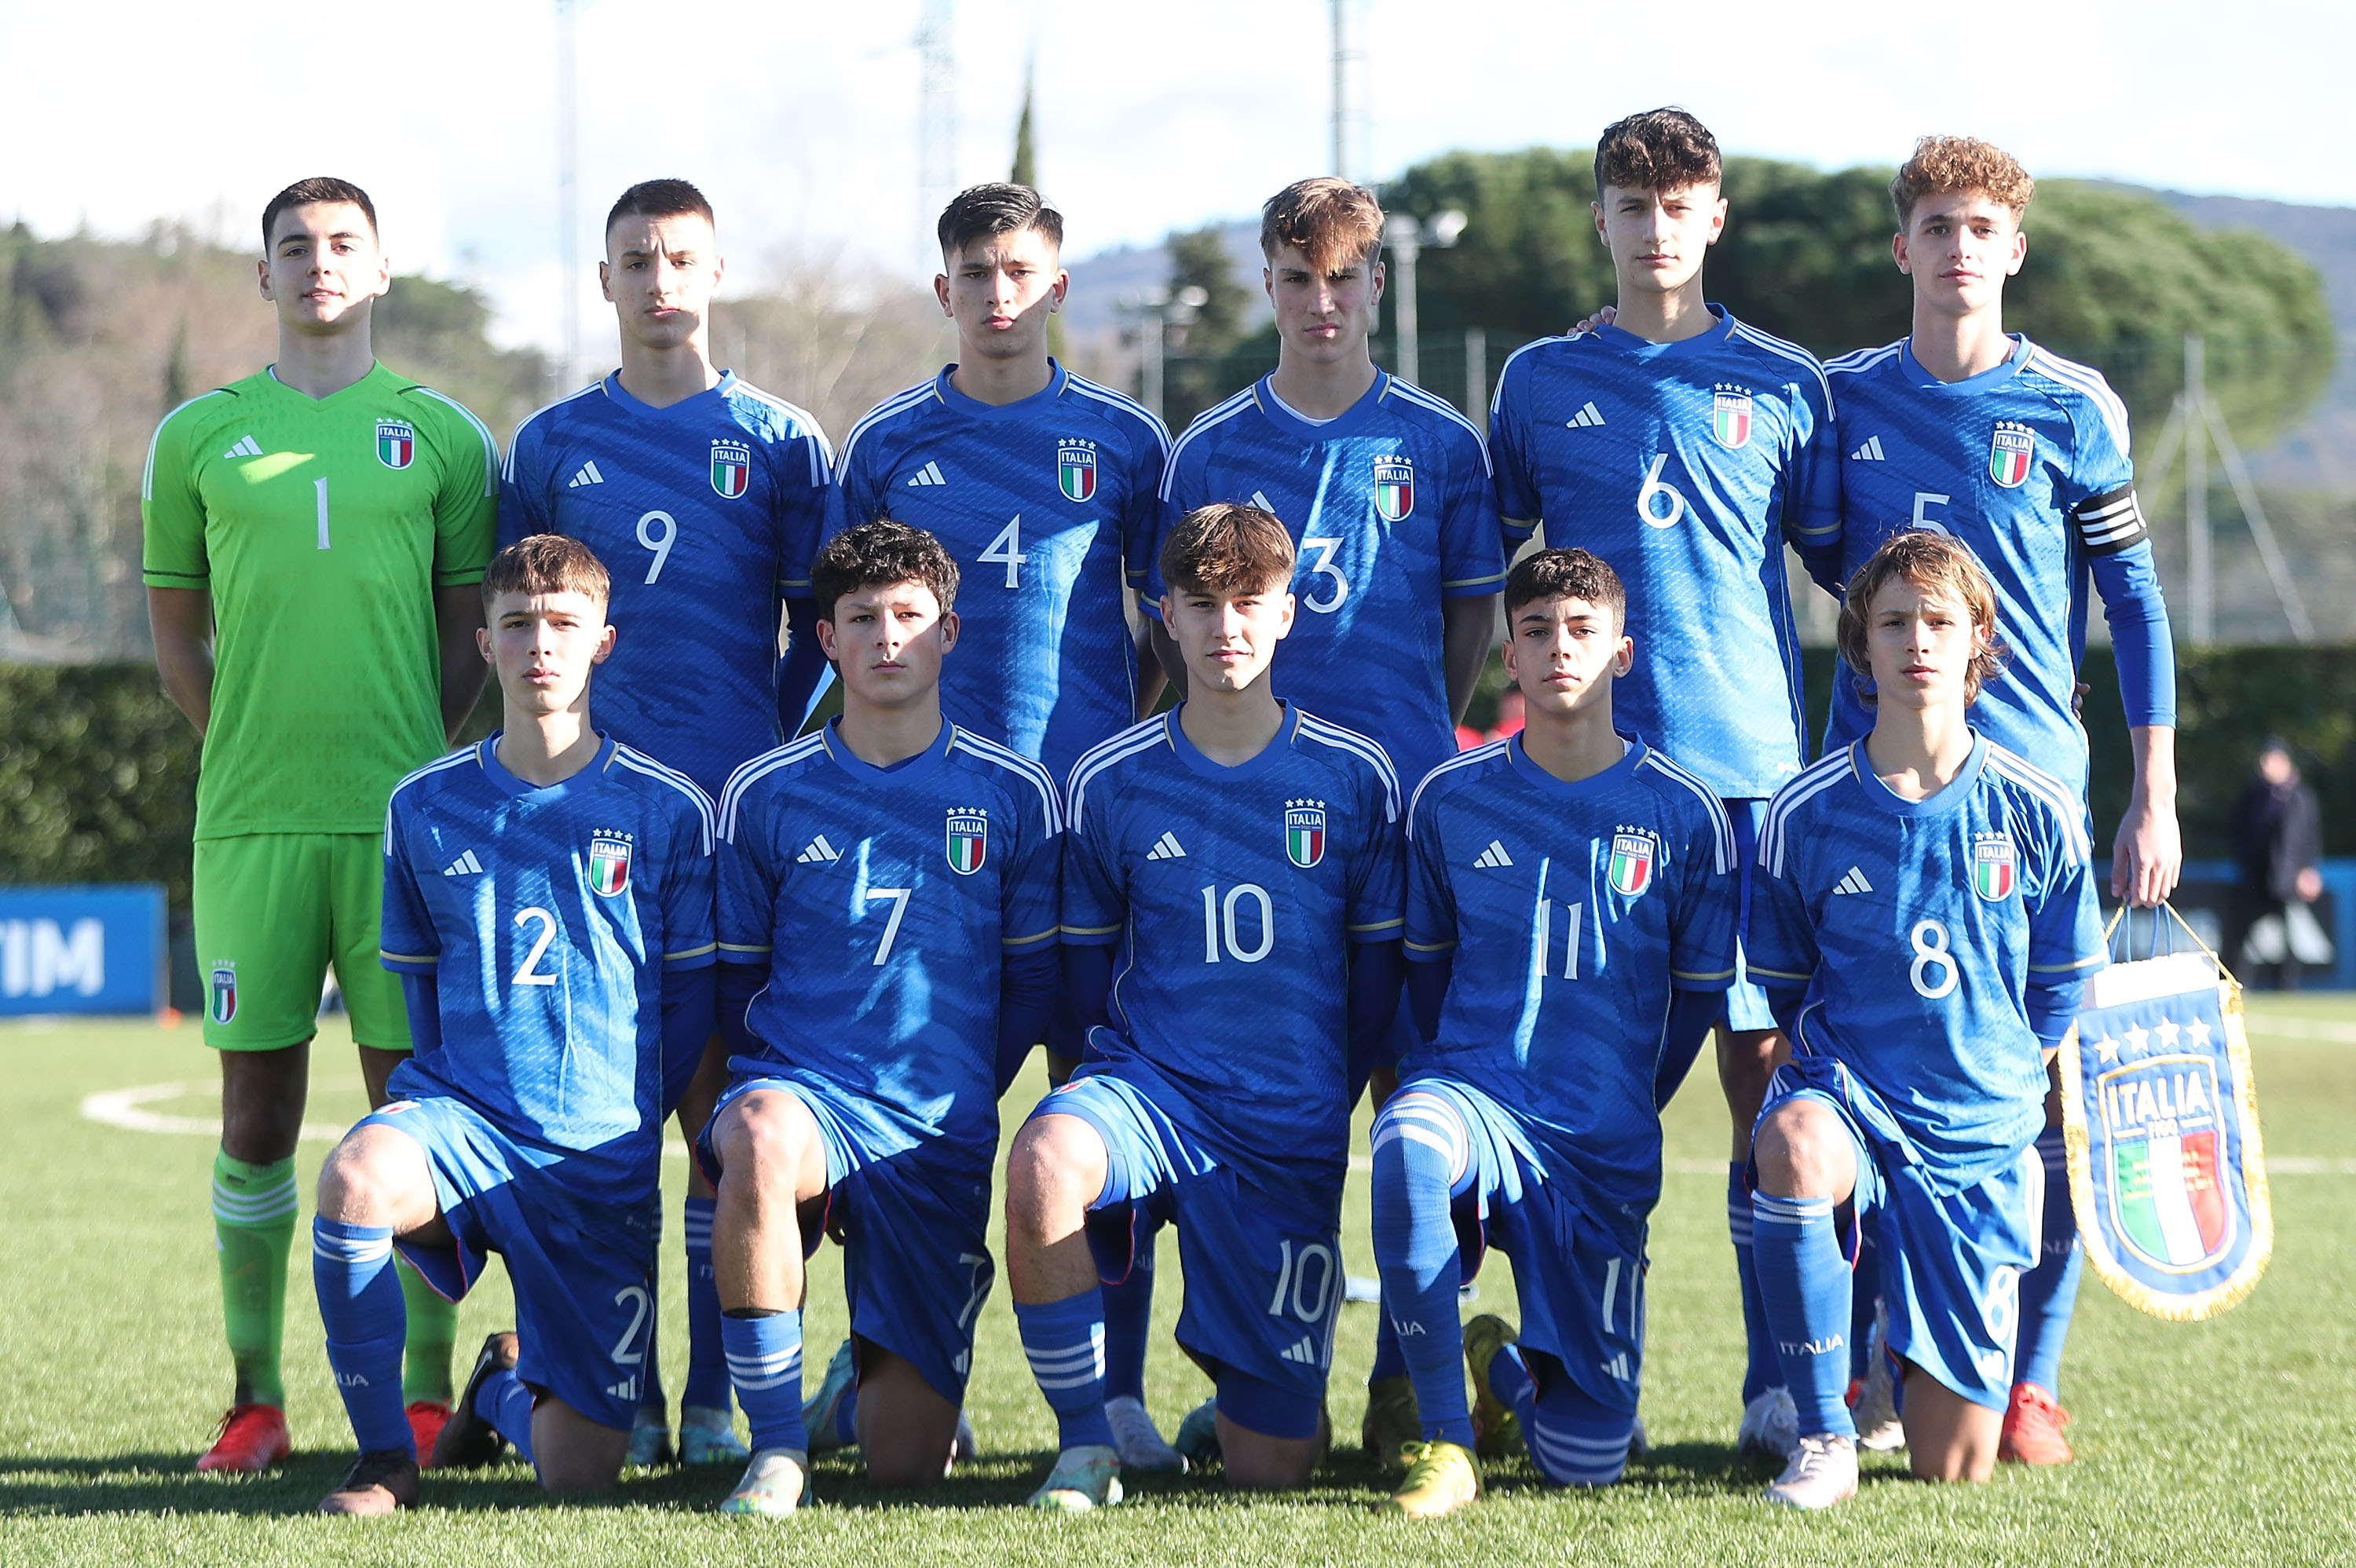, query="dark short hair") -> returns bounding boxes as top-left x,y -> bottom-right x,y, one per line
1593,108 -> 1721,199
813,520 -> 960,620
481,533 -> 611,615
1260,177 -> 1385,275
1161,503 -> 1296,598
605,178 -> 715,239
262,177 -> 378,252
1504,547 -> 1626,629
937,183 -> 1063,261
